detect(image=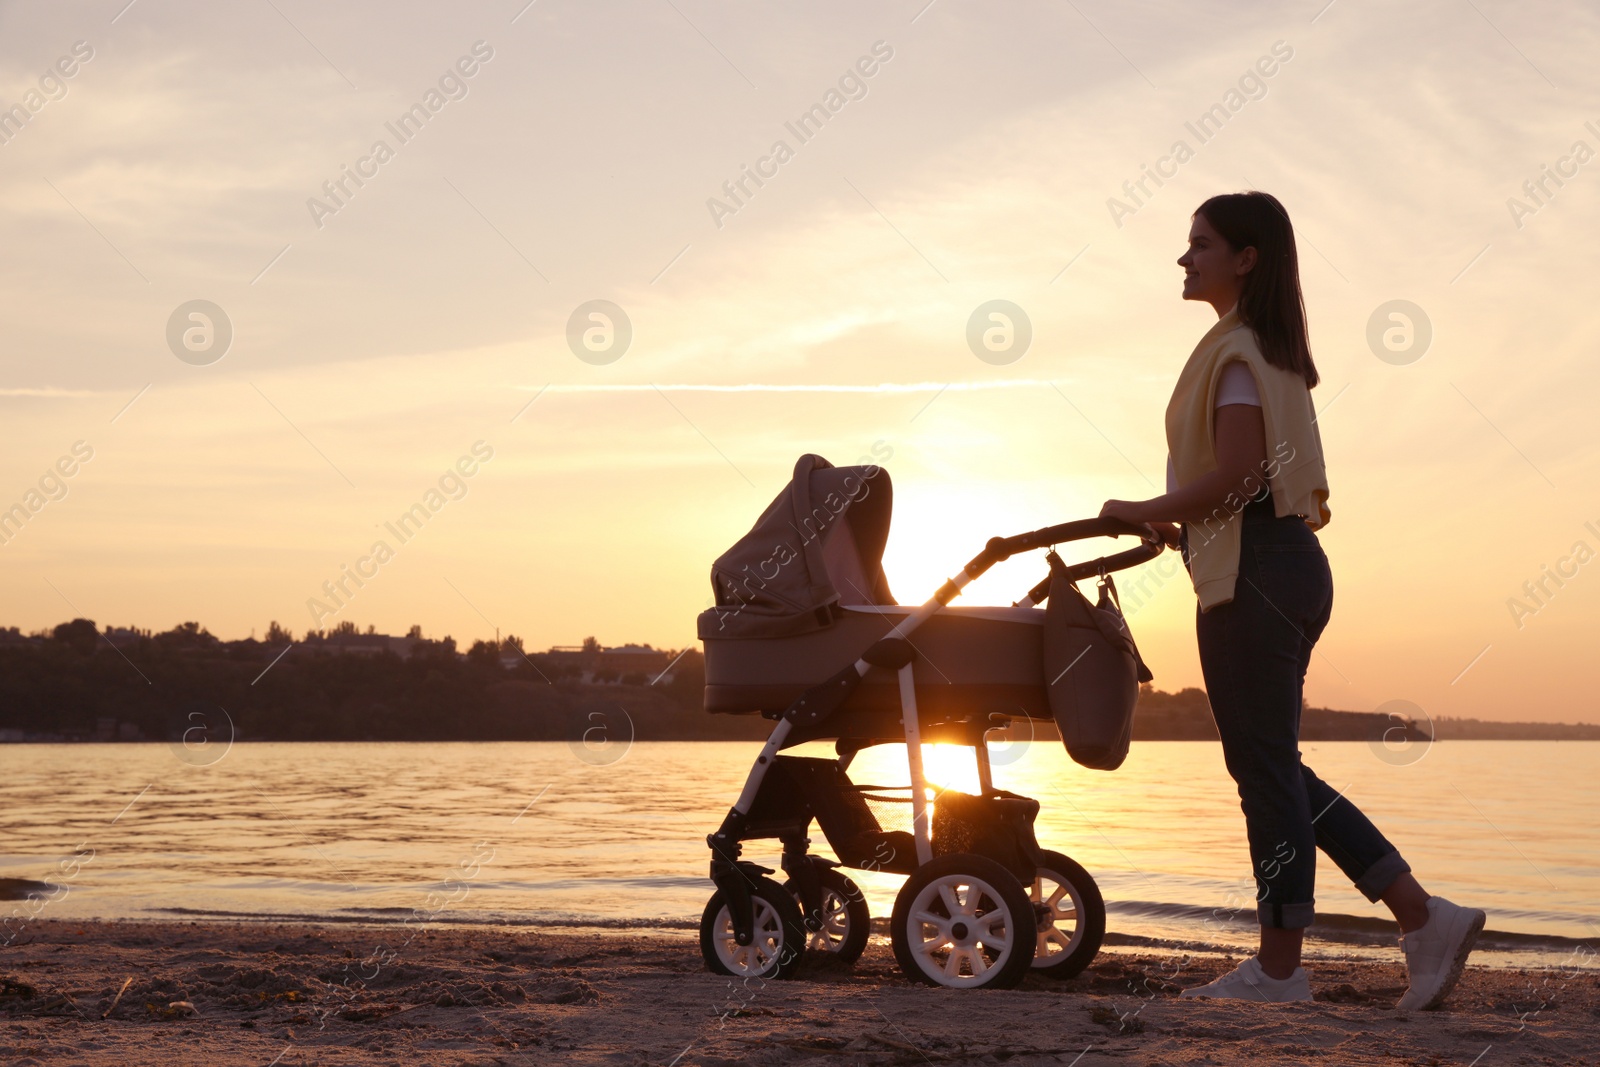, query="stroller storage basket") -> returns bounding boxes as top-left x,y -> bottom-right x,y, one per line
847,786 -> 1043,882
856,786 -> 916,838
748,756 -> 918,874
746,757 -> 1044,883
931,790 -> 1044,883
